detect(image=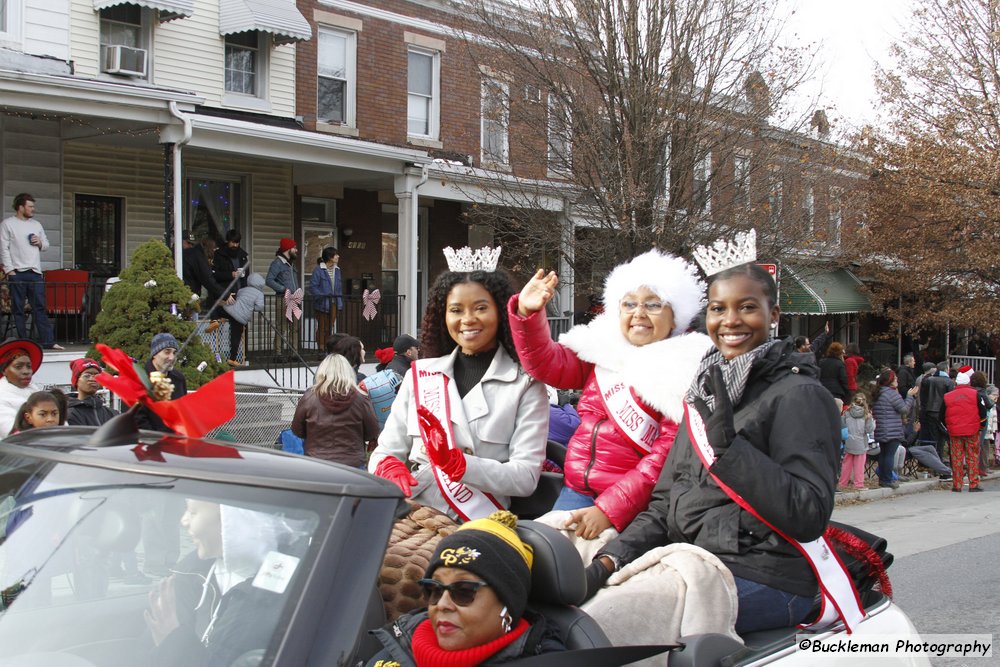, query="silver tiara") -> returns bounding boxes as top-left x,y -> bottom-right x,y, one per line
692,229 -> 757,276
443,246 -> 502,272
